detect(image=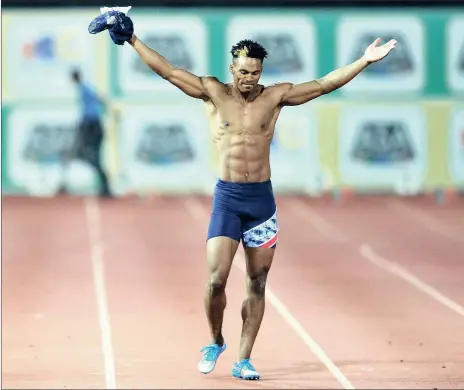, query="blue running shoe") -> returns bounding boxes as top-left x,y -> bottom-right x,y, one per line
88,7 -> 133,45
197,343 -> 226,374
232,359 -> 260,380
88,10 -> 117,34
